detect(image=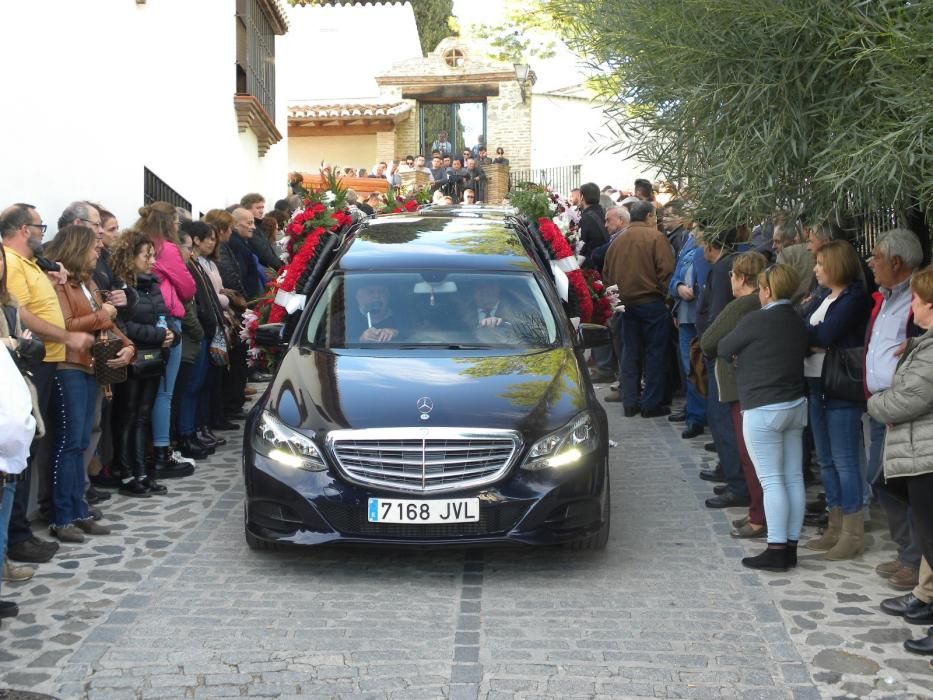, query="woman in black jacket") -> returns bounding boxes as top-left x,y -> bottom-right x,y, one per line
803,240 -> 872,560
109,232 -> 175,496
